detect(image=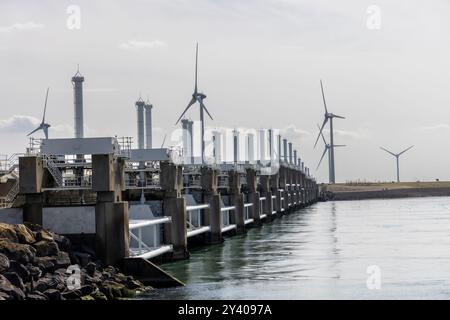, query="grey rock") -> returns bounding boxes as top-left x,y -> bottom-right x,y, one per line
14,224 -> 36,244
55,251 -> 71,269
33,240 -> 59,257
44,288 -> 62,300
0,223 -> 18,243
0,274 -> 25,300
0,253 -> 10,273
85,262 -> 96,277
0,240 -> 36,264
3,272 -> 25,291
